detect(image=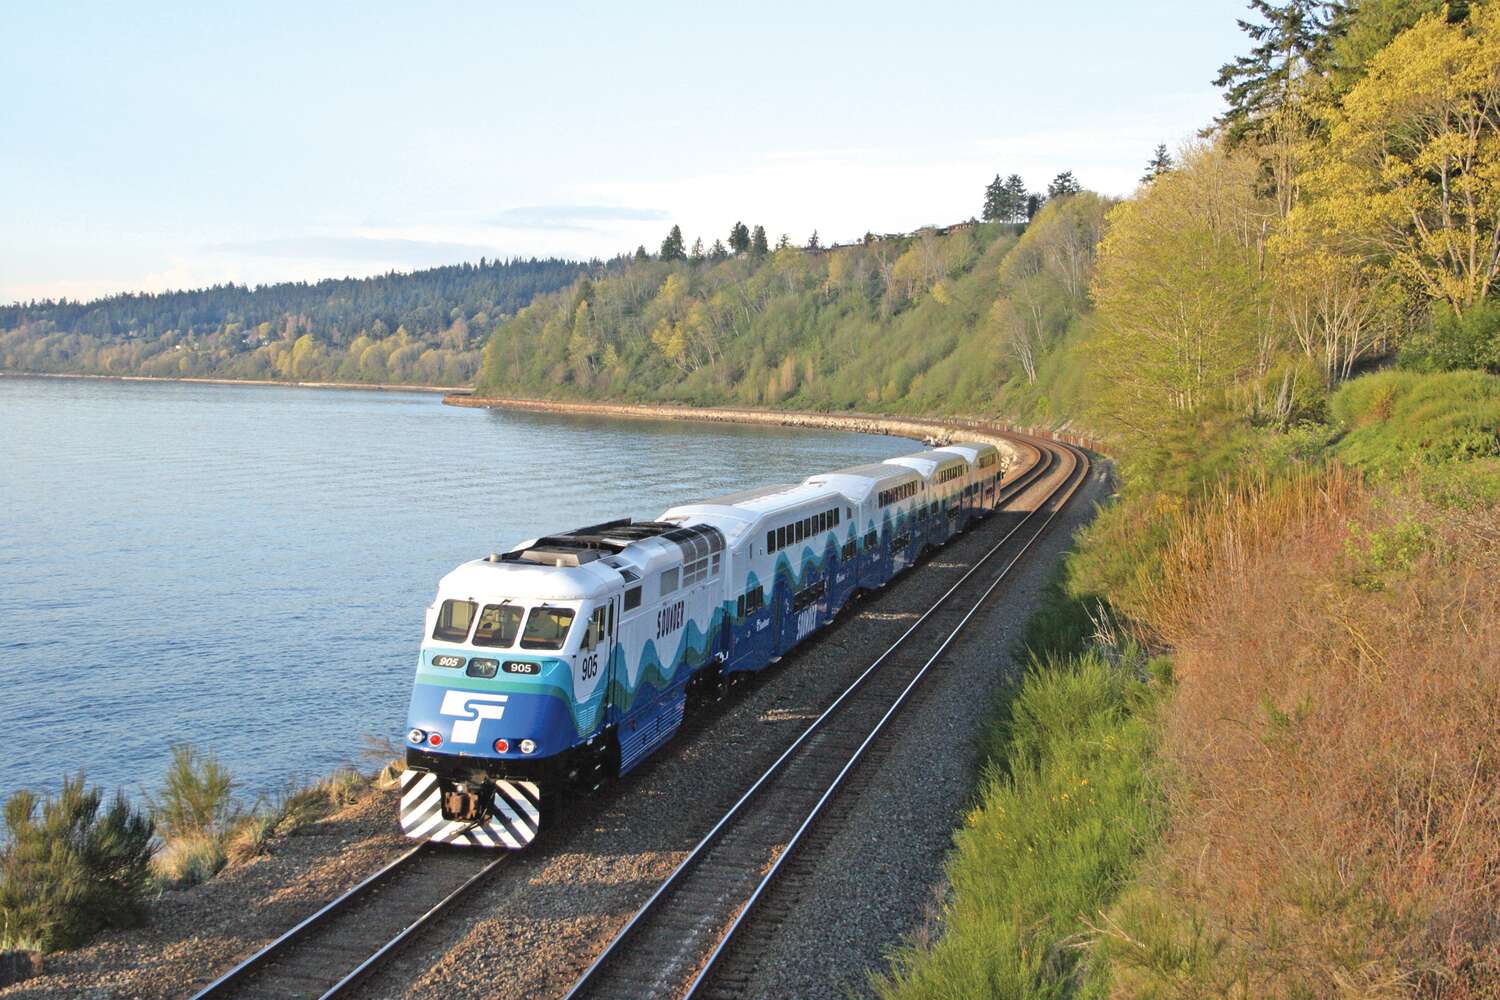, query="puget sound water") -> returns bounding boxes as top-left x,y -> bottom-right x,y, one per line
0,376 -> 916,806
